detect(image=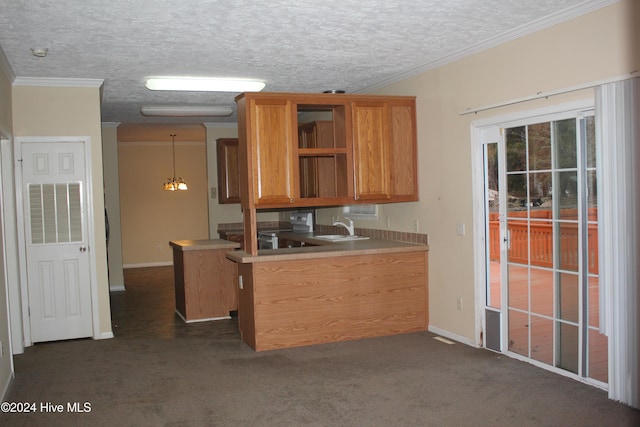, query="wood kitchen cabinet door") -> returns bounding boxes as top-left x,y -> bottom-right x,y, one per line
389,99 -> 418,201
248,98 -> 297,206
351,101 -> 391,201
216,138 -> 241,204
